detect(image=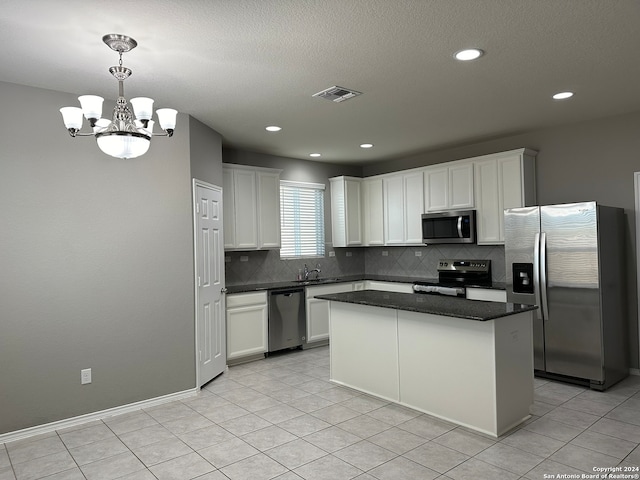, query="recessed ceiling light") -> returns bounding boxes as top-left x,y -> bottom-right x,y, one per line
360,143 -> 374,149
309,153 -> 321,157
265,125 -> 282,132
454,48 -> 484,61
552,91 -> 574,100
